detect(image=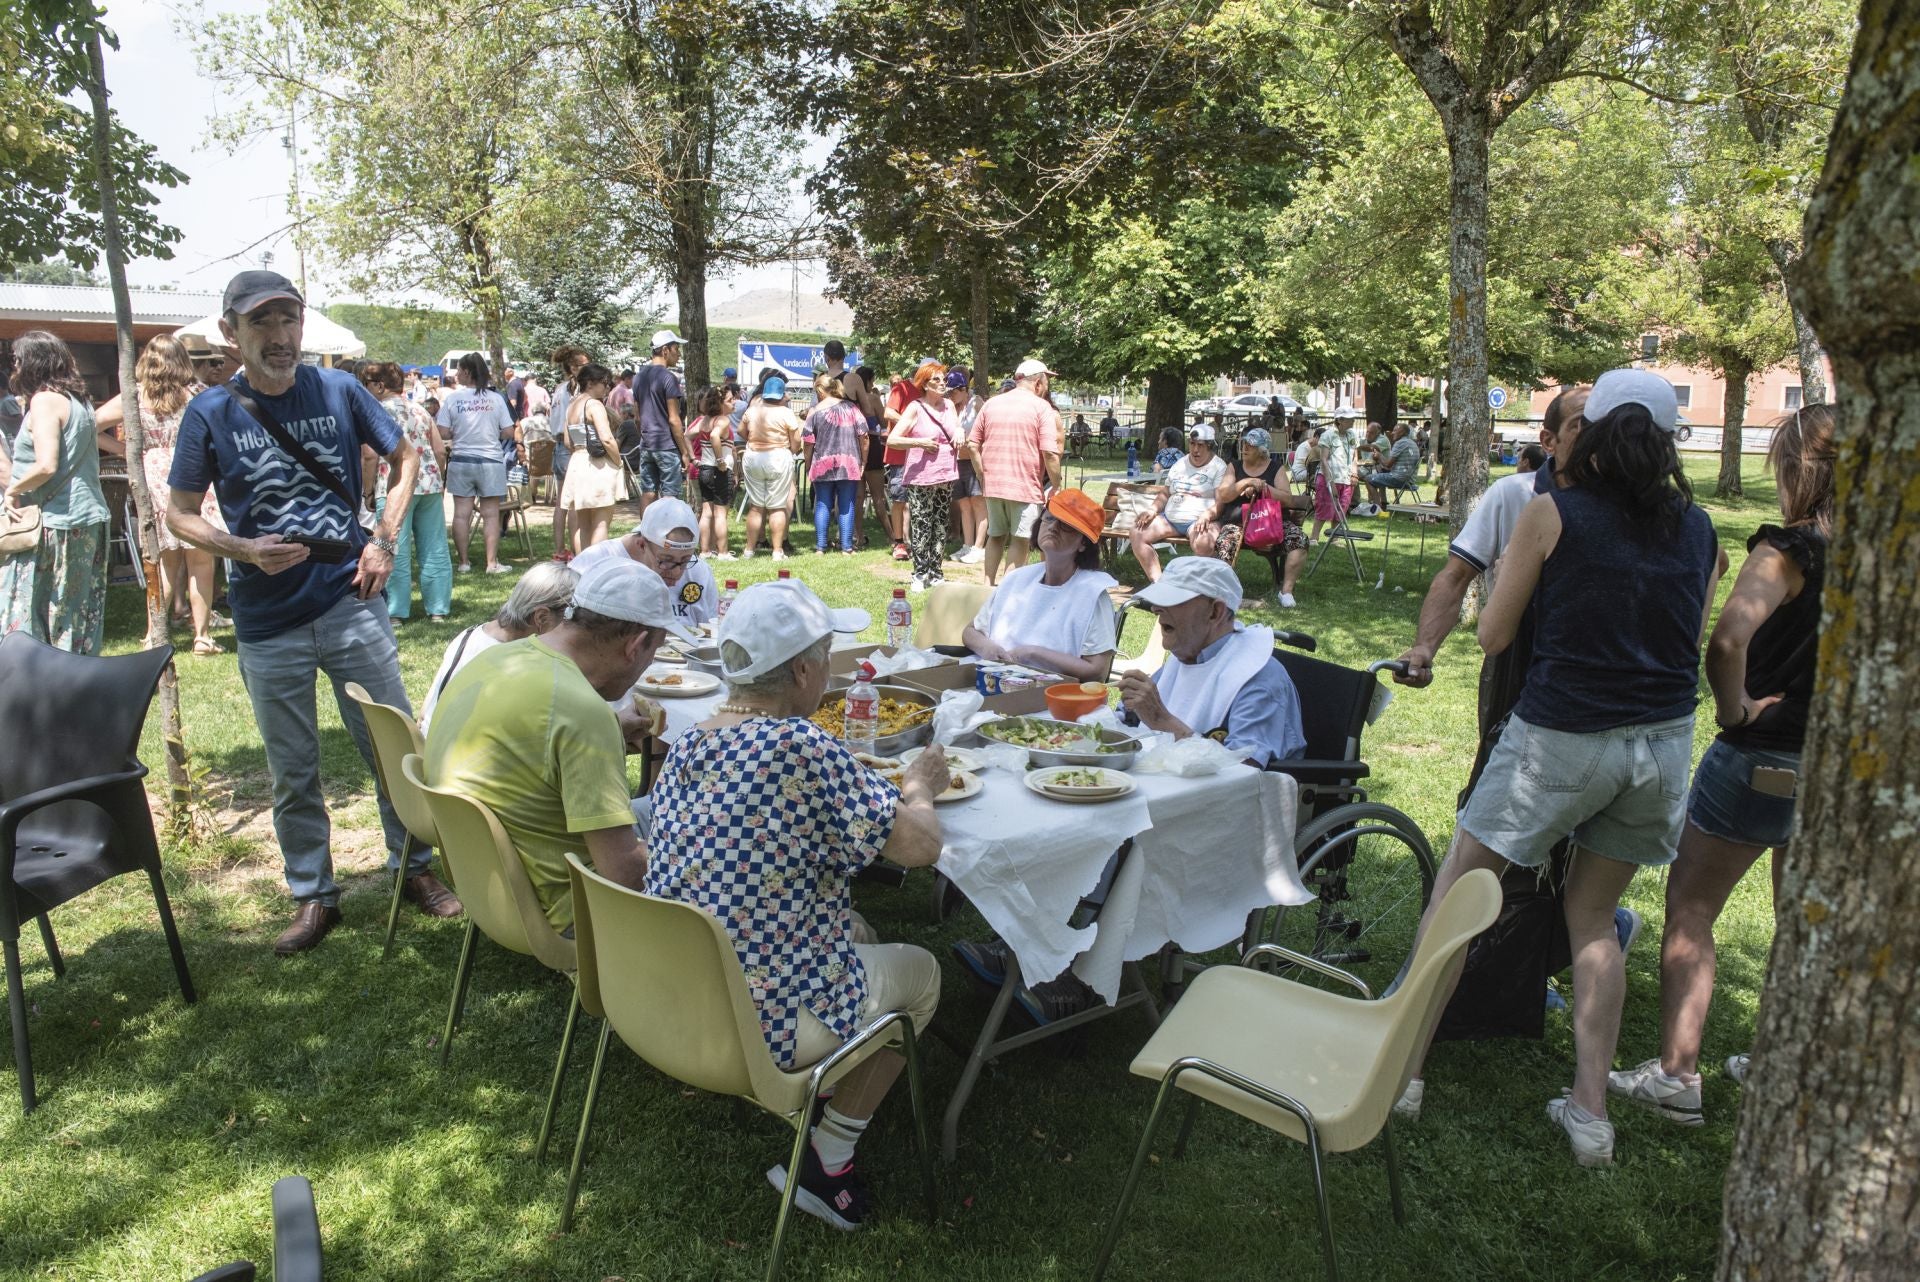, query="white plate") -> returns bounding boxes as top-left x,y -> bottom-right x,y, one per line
637,669 -> 721,697
877,767 -> 983,803
1023,766 -> 1136,804
900,745 -> 986,773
